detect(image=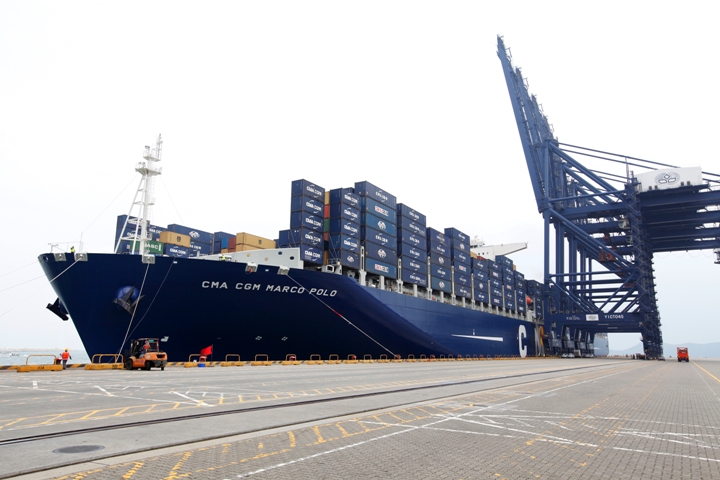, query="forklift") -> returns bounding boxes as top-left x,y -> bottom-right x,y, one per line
124,338 -> 167,370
